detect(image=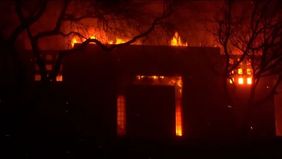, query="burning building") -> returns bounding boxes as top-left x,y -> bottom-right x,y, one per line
1,0 -> 281,143
25,40 -> 280,140
62,44 -> 225,139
